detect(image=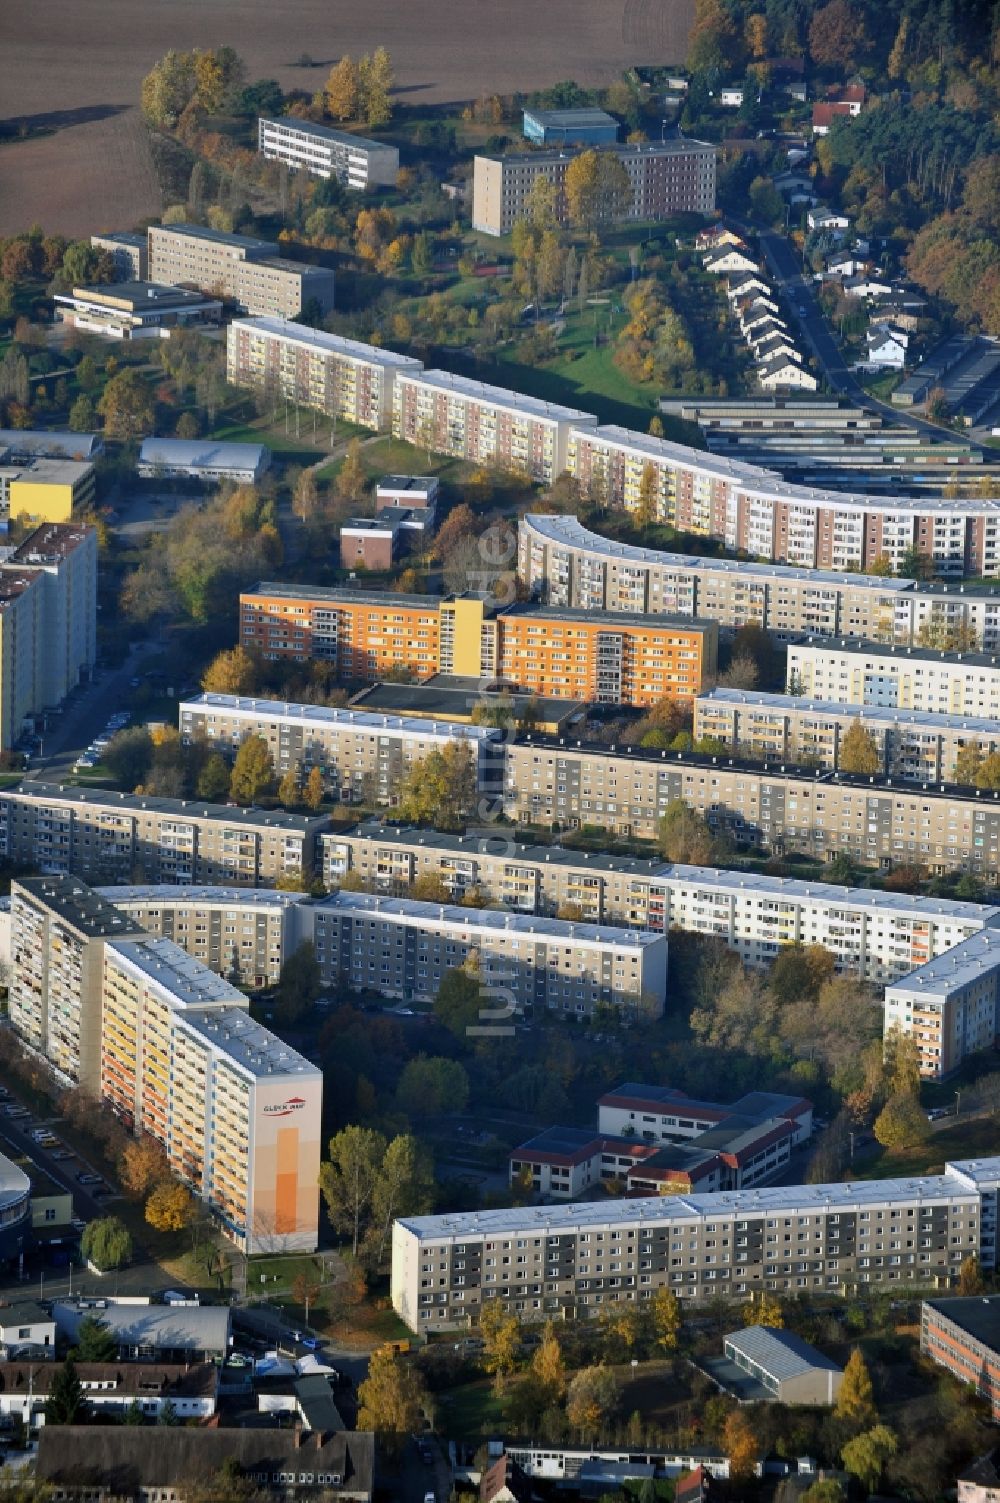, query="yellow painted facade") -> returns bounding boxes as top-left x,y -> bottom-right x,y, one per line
8,480 -> 76,523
